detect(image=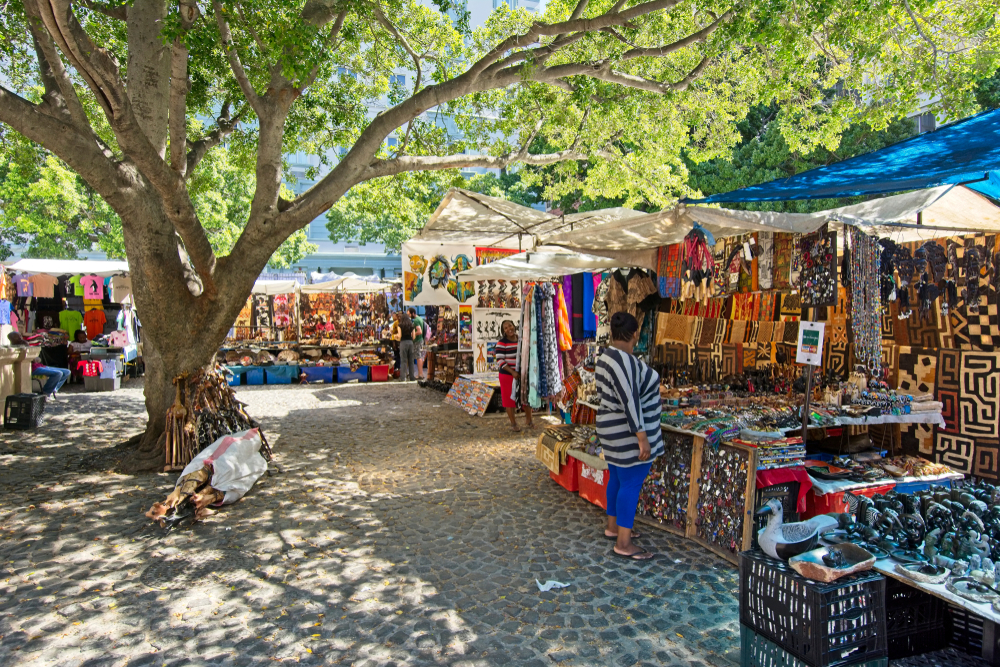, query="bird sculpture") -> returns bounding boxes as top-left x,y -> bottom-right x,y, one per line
757,499 -> 837,560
